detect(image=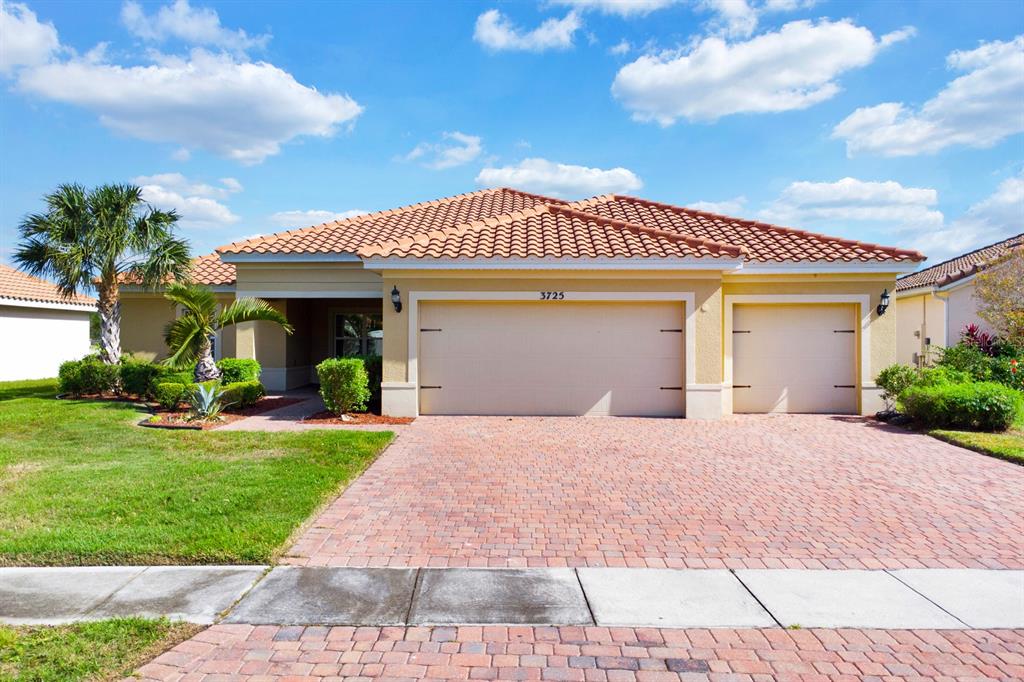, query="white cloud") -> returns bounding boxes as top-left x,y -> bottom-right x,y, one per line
120,0 -> 269,52
170,147 -> 191,162
612,19 -> 912,125
0,3 -> 60,75
699,0 -> 758,38
475,157 -> 642,198
404,131 -> 483,170
688,196 -> 747,215
609,39 -> 631,56
759,177 -> 943,228
133,173 -> 241,228
474,9 -> 581,52
550,0 -> 676,17
17,49 -> 363,164
268,209 -> 369,228
833,36 -> 1024,157
912,174 -> 1024,260
133,173 -> 242,199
